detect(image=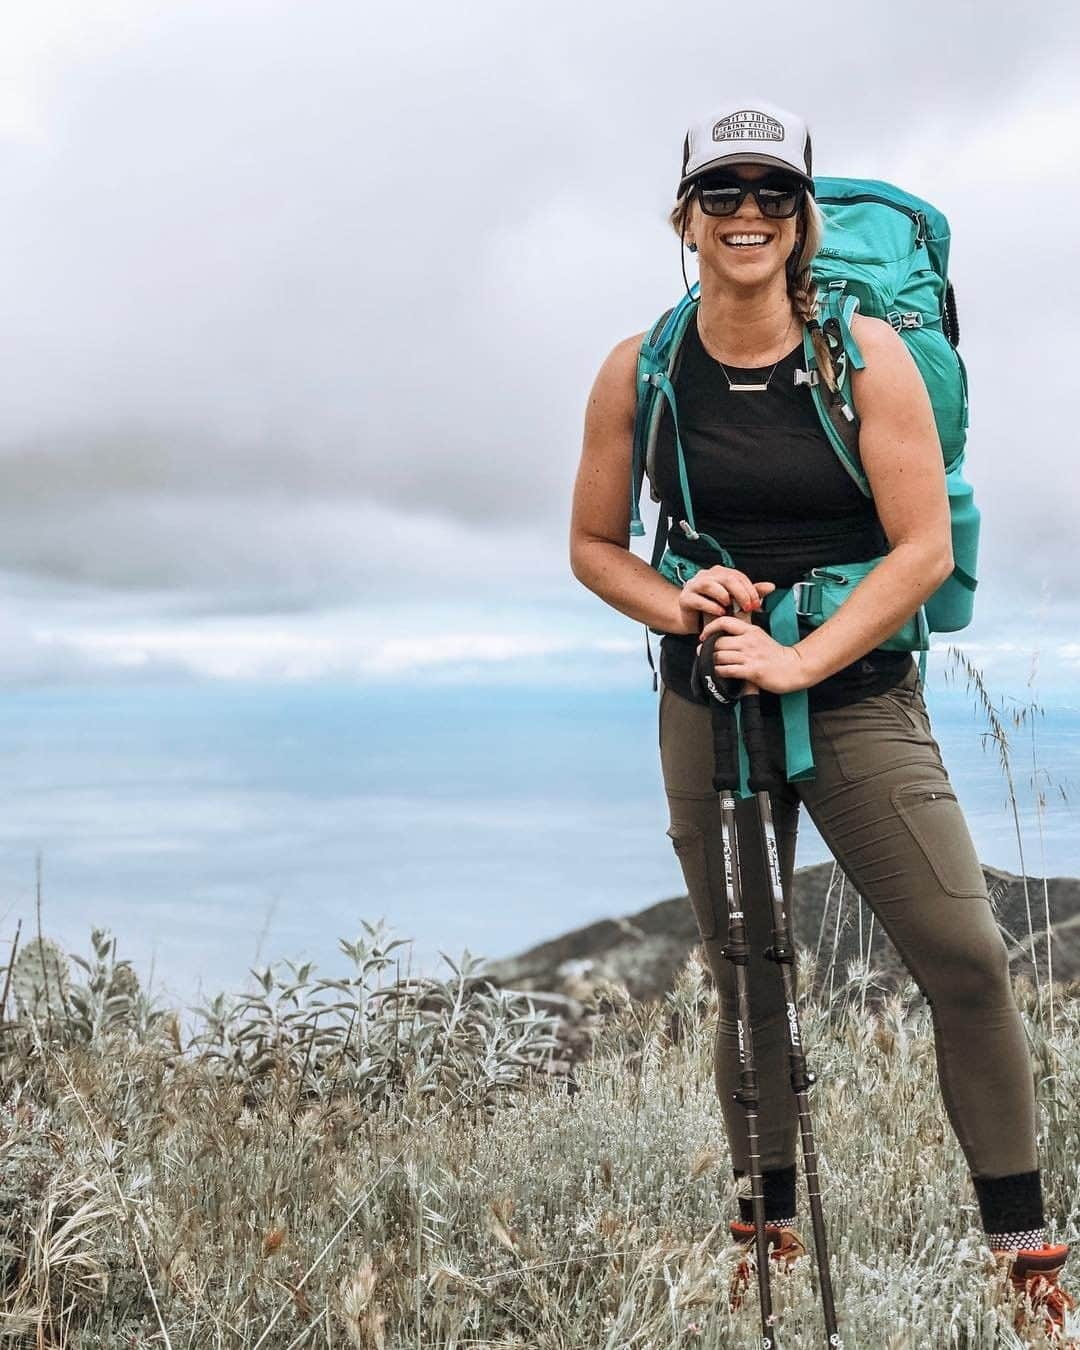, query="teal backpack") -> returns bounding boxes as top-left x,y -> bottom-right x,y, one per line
629,177 -> 980,798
